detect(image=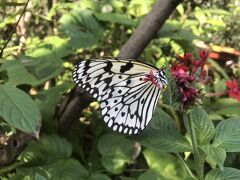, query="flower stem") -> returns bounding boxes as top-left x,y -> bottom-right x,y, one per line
188,112 -> 204,180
